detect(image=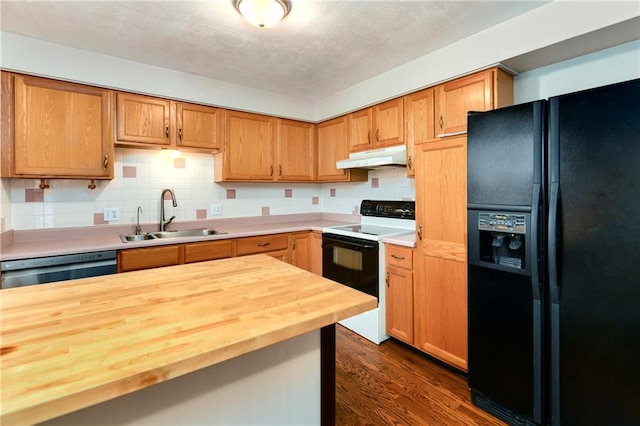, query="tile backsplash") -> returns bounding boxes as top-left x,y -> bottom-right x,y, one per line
1,148 -> 415,231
